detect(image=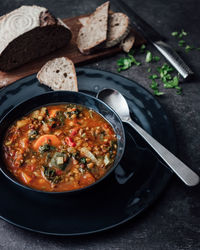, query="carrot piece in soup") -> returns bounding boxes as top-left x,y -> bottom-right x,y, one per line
33,134 -> 61,151
79,172 -> 95,186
